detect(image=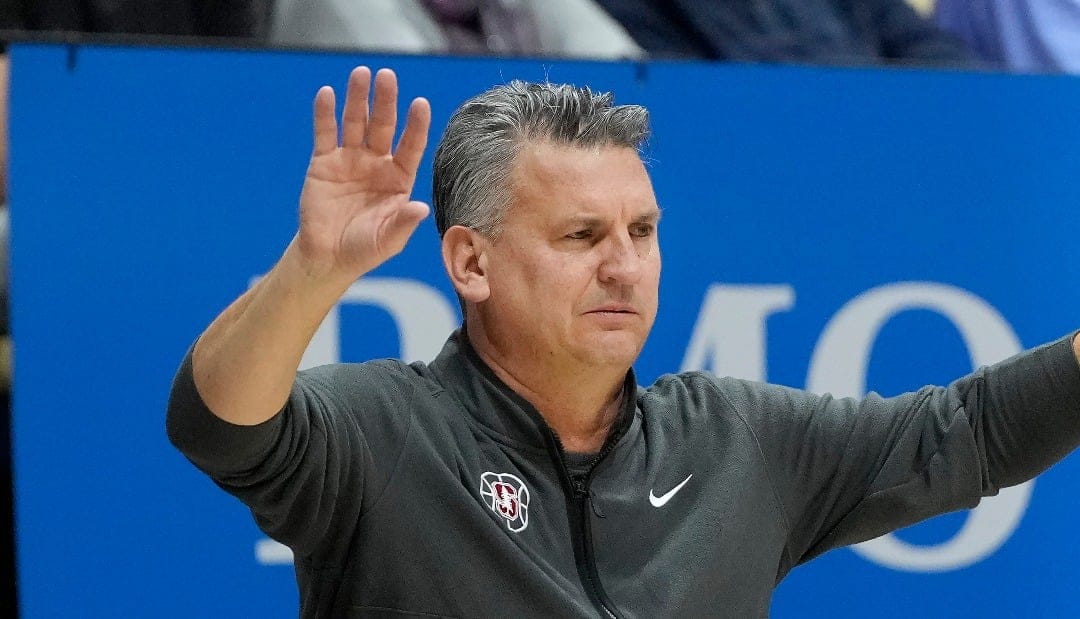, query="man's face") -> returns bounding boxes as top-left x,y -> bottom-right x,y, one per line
479,140 -> 661,372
